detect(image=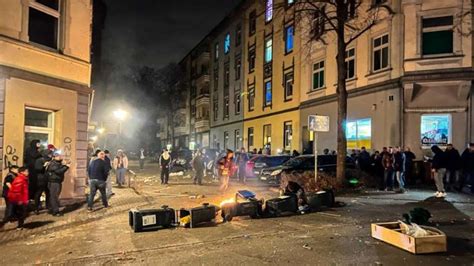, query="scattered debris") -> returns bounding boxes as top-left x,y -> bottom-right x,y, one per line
302,244 -> 312,250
